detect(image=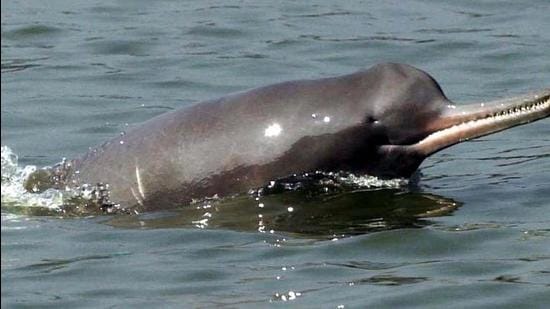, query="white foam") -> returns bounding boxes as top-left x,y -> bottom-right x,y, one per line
338,173 -> 408,188
1,146 -> 65,212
